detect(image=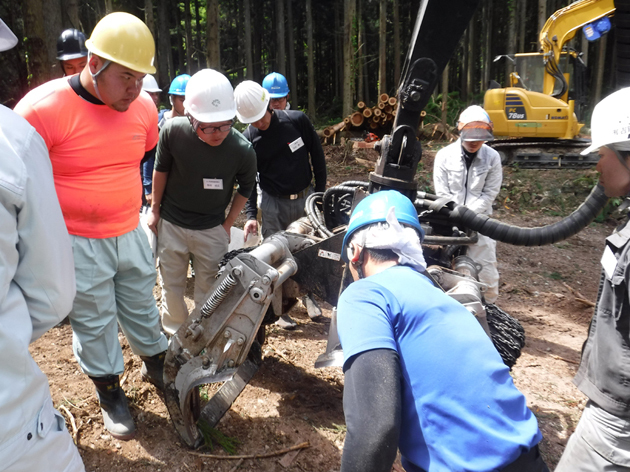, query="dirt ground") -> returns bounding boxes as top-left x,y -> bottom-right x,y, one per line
31,144 -> 615,471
